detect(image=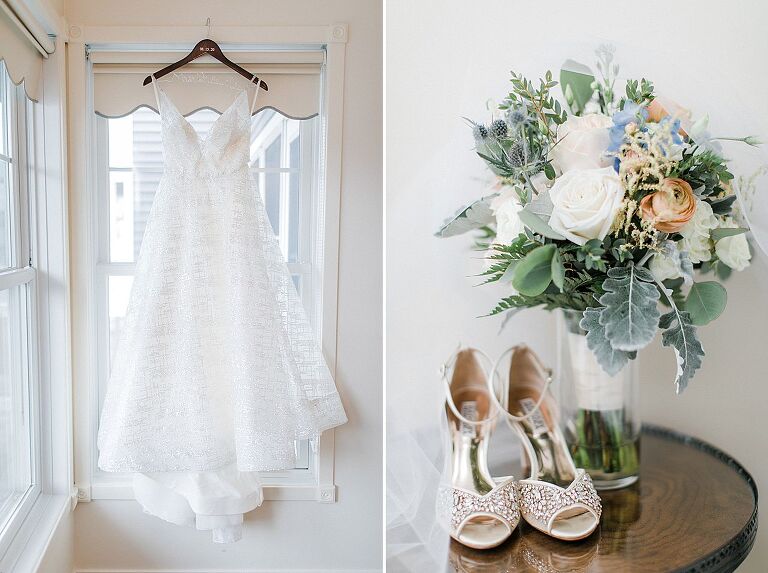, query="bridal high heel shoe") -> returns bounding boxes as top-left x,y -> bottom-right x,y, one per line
440,348 -> 520,549
489,345 -> 601,541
